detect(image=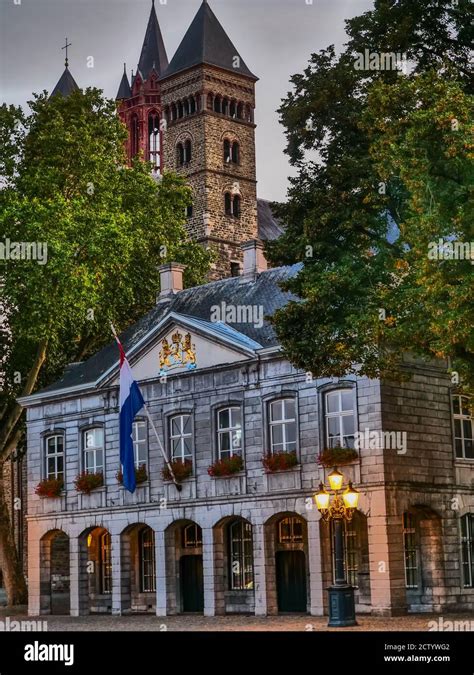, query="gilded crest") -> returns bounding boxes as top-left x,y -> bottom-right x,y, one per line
159,331 -> 197,375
